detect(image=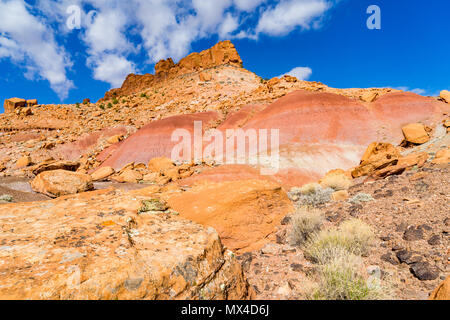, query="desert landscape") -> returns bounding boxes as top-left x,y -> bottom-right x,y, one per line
0,40 -> 448,300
